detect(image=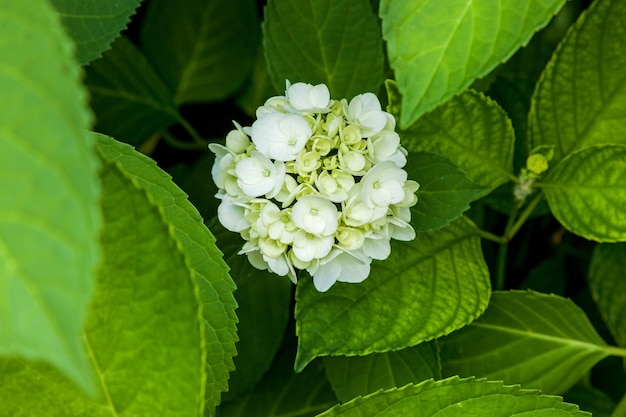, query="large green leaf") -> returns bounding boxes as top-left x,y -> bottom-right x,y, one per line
49,0 -> 142,64
317,376 -> 590,416
529,0 -> 626,163
0,0 -> 99,392
295,217 -> 490,371
387,81 -> 516,191
589,243 -> 626,347
323,341 -> 441,403
217,341 -> 338,417
94,135 -> 237,414
263,0 -> 384,100
407,152 -> 487,232
380,0 -> 566,128
539,145 -> 626,242
439,291 -> 610,394
141,0 -> 259,104
85,36 -> 179,147
0,135 -> 208,416
213,224 -> 292,401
